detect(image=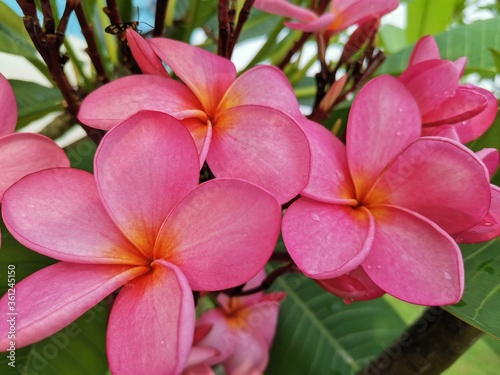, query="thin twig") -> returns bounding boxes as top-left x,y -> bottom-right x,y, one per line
278,32 -> 311,69
154,0 -> 169,36
227,0 -> 255,57
217,0 -> 230,57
